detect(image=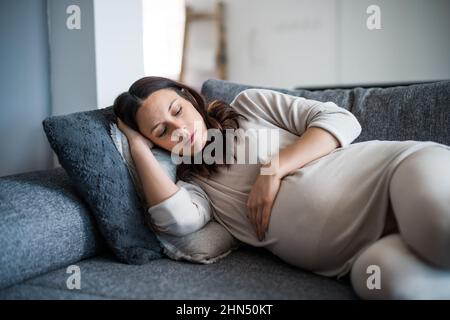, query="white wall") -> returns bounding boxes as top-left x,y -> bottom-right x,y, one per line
225,0 -> 450,88
2,0 -> 149,175
94,0 -> 145,108
47,0 -> 146,168
48,0 -> 145,114
339,0 -> 450,85
226,0 -> 339,88
143,0 -> 185,81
